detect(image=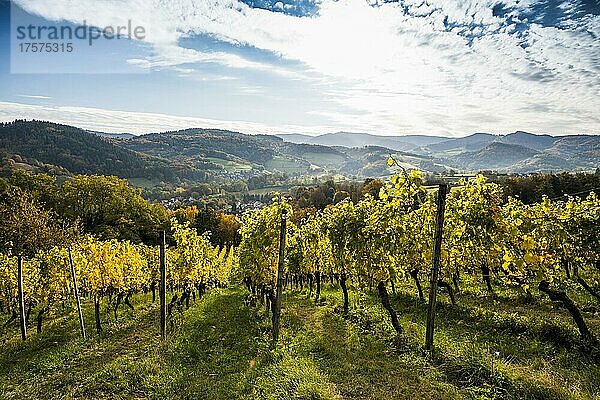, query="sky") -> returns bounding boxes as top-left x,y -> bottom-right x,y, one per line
0,0 -> 598,137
